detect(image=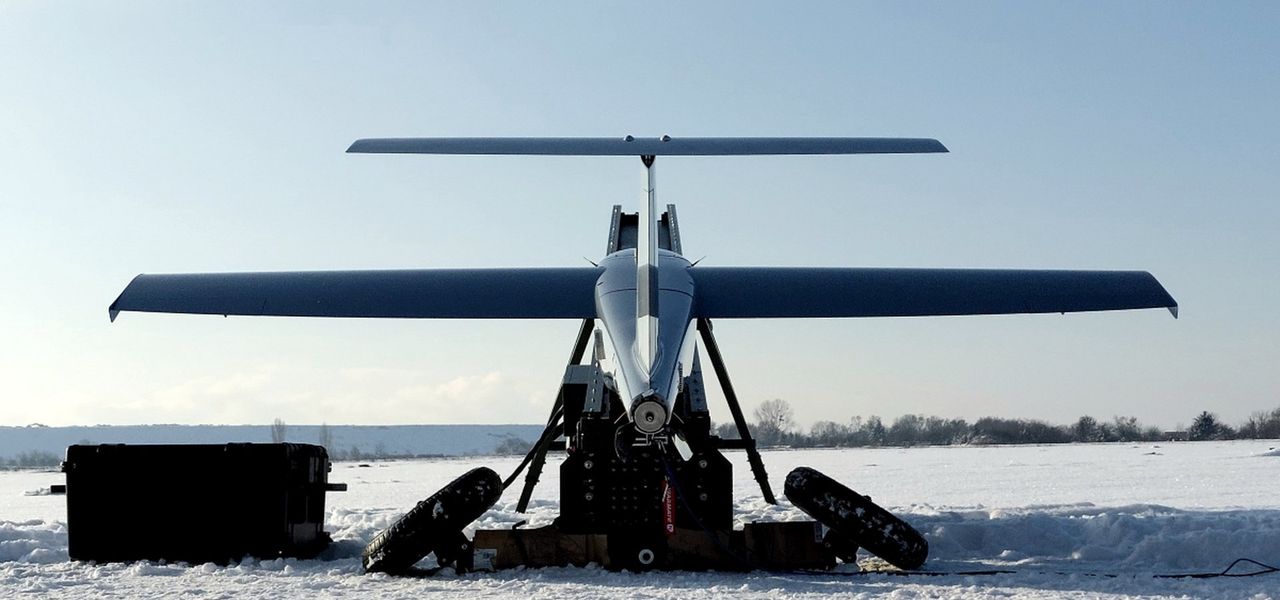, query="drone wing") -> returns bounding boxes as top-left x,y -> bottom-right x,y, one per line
689,267 -> 1178,318
347,136 -> 947,156
108,268 -> 603,322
